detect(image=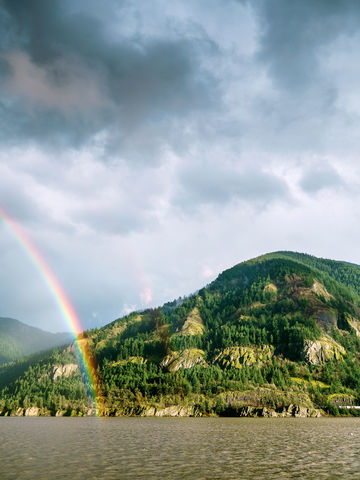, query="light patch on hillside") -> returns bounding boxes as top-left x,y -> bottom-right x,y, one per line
52,363 -> 78,381
345,314 -> 360,337
291,377 -> 330,389
111,356 -> 146,366
249,301 -> 265,310
327,393 -> 356,406
214,345 -> 274,368
263,283 -> 277,294
160,348 -> 206,371
303,336 -> 345,365
263,283 -> 278,302
176,307 -> 204,336
312,280 -> 333,302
